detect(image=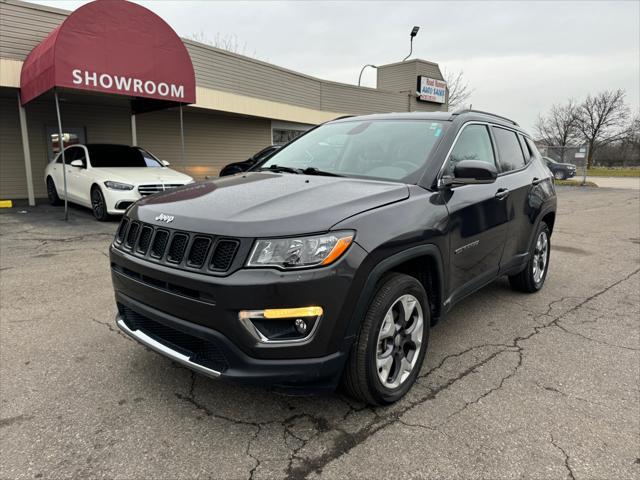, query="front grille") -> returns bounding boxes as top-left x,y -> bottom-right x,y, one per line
125,222 -> 140,249
187,237 -> 211,267
114,219 -> 243,275
150,230 -> 169,258
136,226 -> 153,254
167,233 -> 189,263
138,184 -> 183,196
118,304 -> 228,372
211,240 -> 239,271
